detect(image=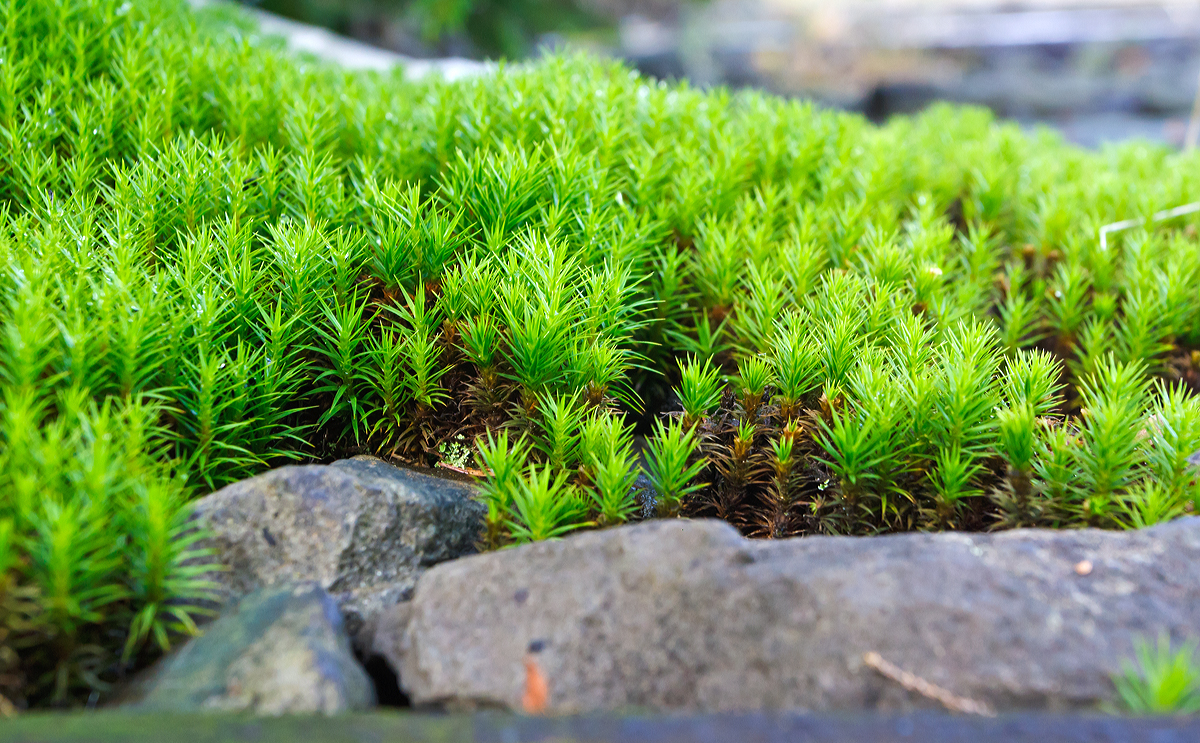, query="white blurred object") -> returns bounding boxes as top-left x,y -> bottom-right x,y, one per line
188,0 -> 488,79
772,2 -> 1200,49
